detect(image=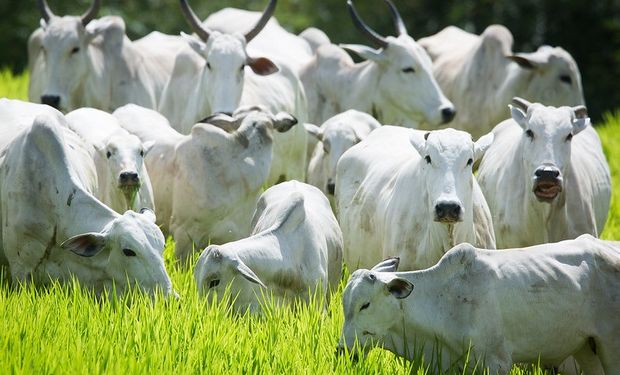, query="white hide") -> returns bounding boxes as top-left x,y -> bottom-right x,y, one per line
418,25 -> 585,137
338,235 -> 620,374
65,108 -> 155,214
113,104 -> 296,262
336,126 -> 495,271
194,181 -> 343,313
477,102 -> 611,248
0,111 -> 173,297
